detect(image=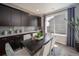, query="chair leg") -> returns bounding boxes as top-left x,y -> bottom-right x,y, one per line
51,48 -> 55,56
